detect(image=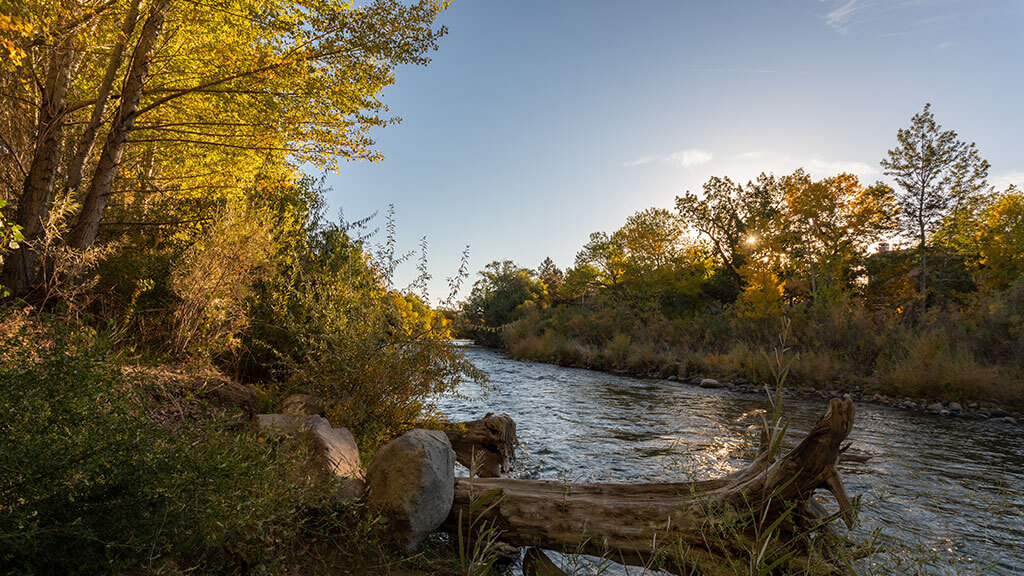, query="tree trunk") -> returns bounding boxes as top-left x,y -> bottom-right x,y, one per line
919,220 -> 927,310
70,0 -> 167,251
63,0 -> 143,200
1,38 -> 75,297
446,398 -> 858,575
